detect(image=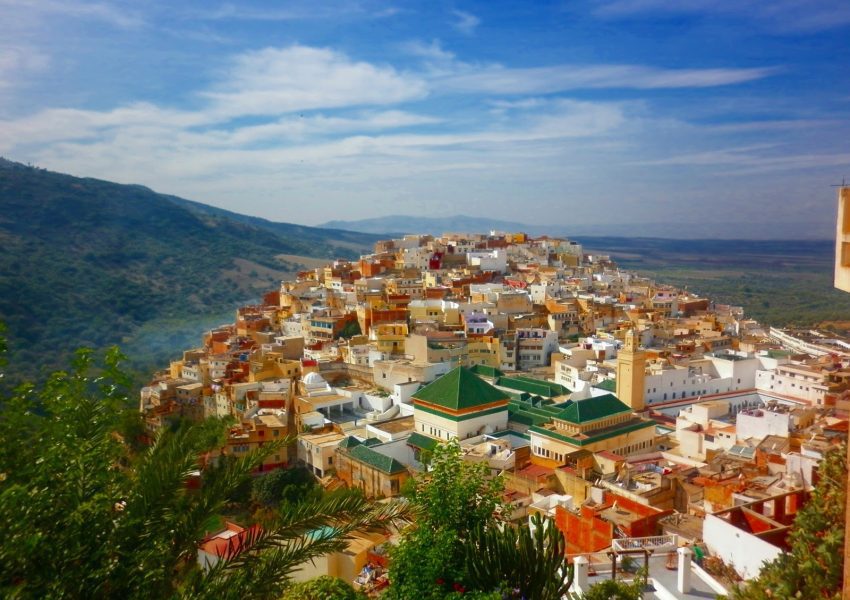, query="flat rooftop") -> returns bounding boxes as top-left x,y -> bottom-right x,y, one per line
369,416 -> 415,434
